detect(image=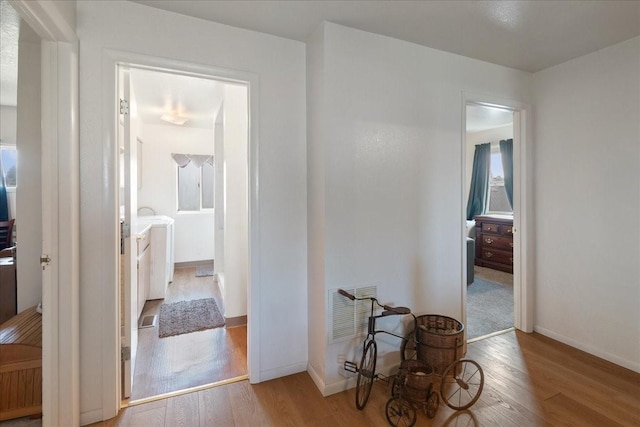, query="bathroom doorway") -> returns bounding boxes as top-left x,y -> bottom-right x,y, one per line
117,64 -> 249,402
